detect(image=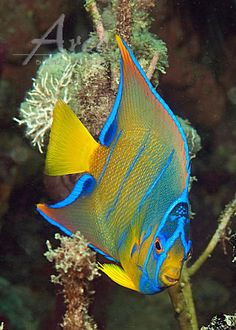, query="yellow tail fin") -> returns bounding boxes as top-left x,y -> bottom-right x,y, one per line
98,263 -> 138,291
45,100 -> 99,176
